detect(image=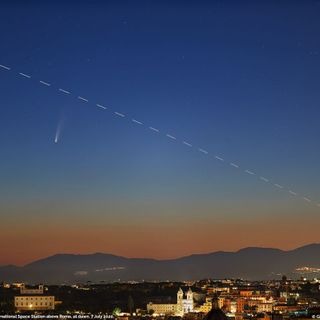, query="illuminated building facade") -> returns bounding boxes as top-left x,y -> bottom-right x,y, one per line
147,288 -> 194,316
14,284 -> 55,311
